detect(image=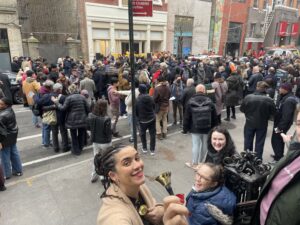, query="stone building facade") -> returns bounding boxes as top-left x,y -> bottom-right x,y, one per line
83,0 -> 168,63
0,0 -> 23,70
167,0 -> 212,57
